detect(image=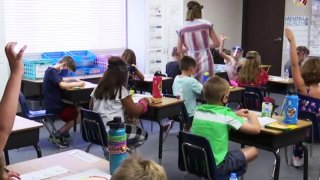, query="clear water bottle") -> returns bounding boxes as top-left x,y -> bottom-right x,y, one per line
284,69 -> 289,81
107,116 -> 128,174
229,172 -> 238,180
